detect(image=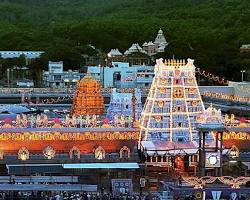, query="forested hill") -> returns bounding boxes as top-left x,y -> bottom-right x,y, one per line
0,0 -> 249,81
